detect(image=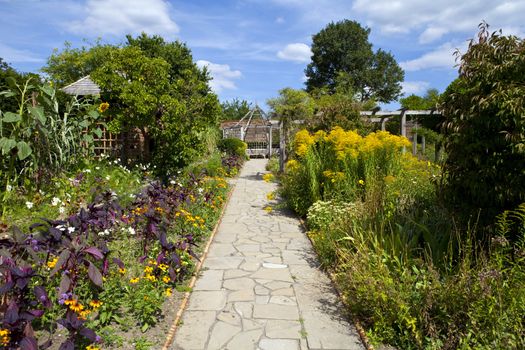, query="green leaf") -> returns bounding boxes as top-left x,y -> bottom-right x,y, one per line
78,120 -> 90,128
16,141 -> 32,160
88,110 -> 99,119
94,128 -> 103,138
28,106 -> 46,124
0,90 -> 16,98
0,137 -> 17,154
2,112 -> 21,123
